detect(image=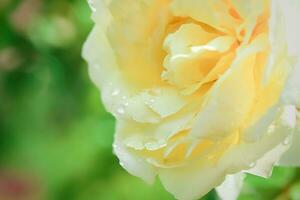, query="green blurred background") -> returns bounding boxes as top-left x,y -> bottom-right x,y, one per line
0,1 -> 300,200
